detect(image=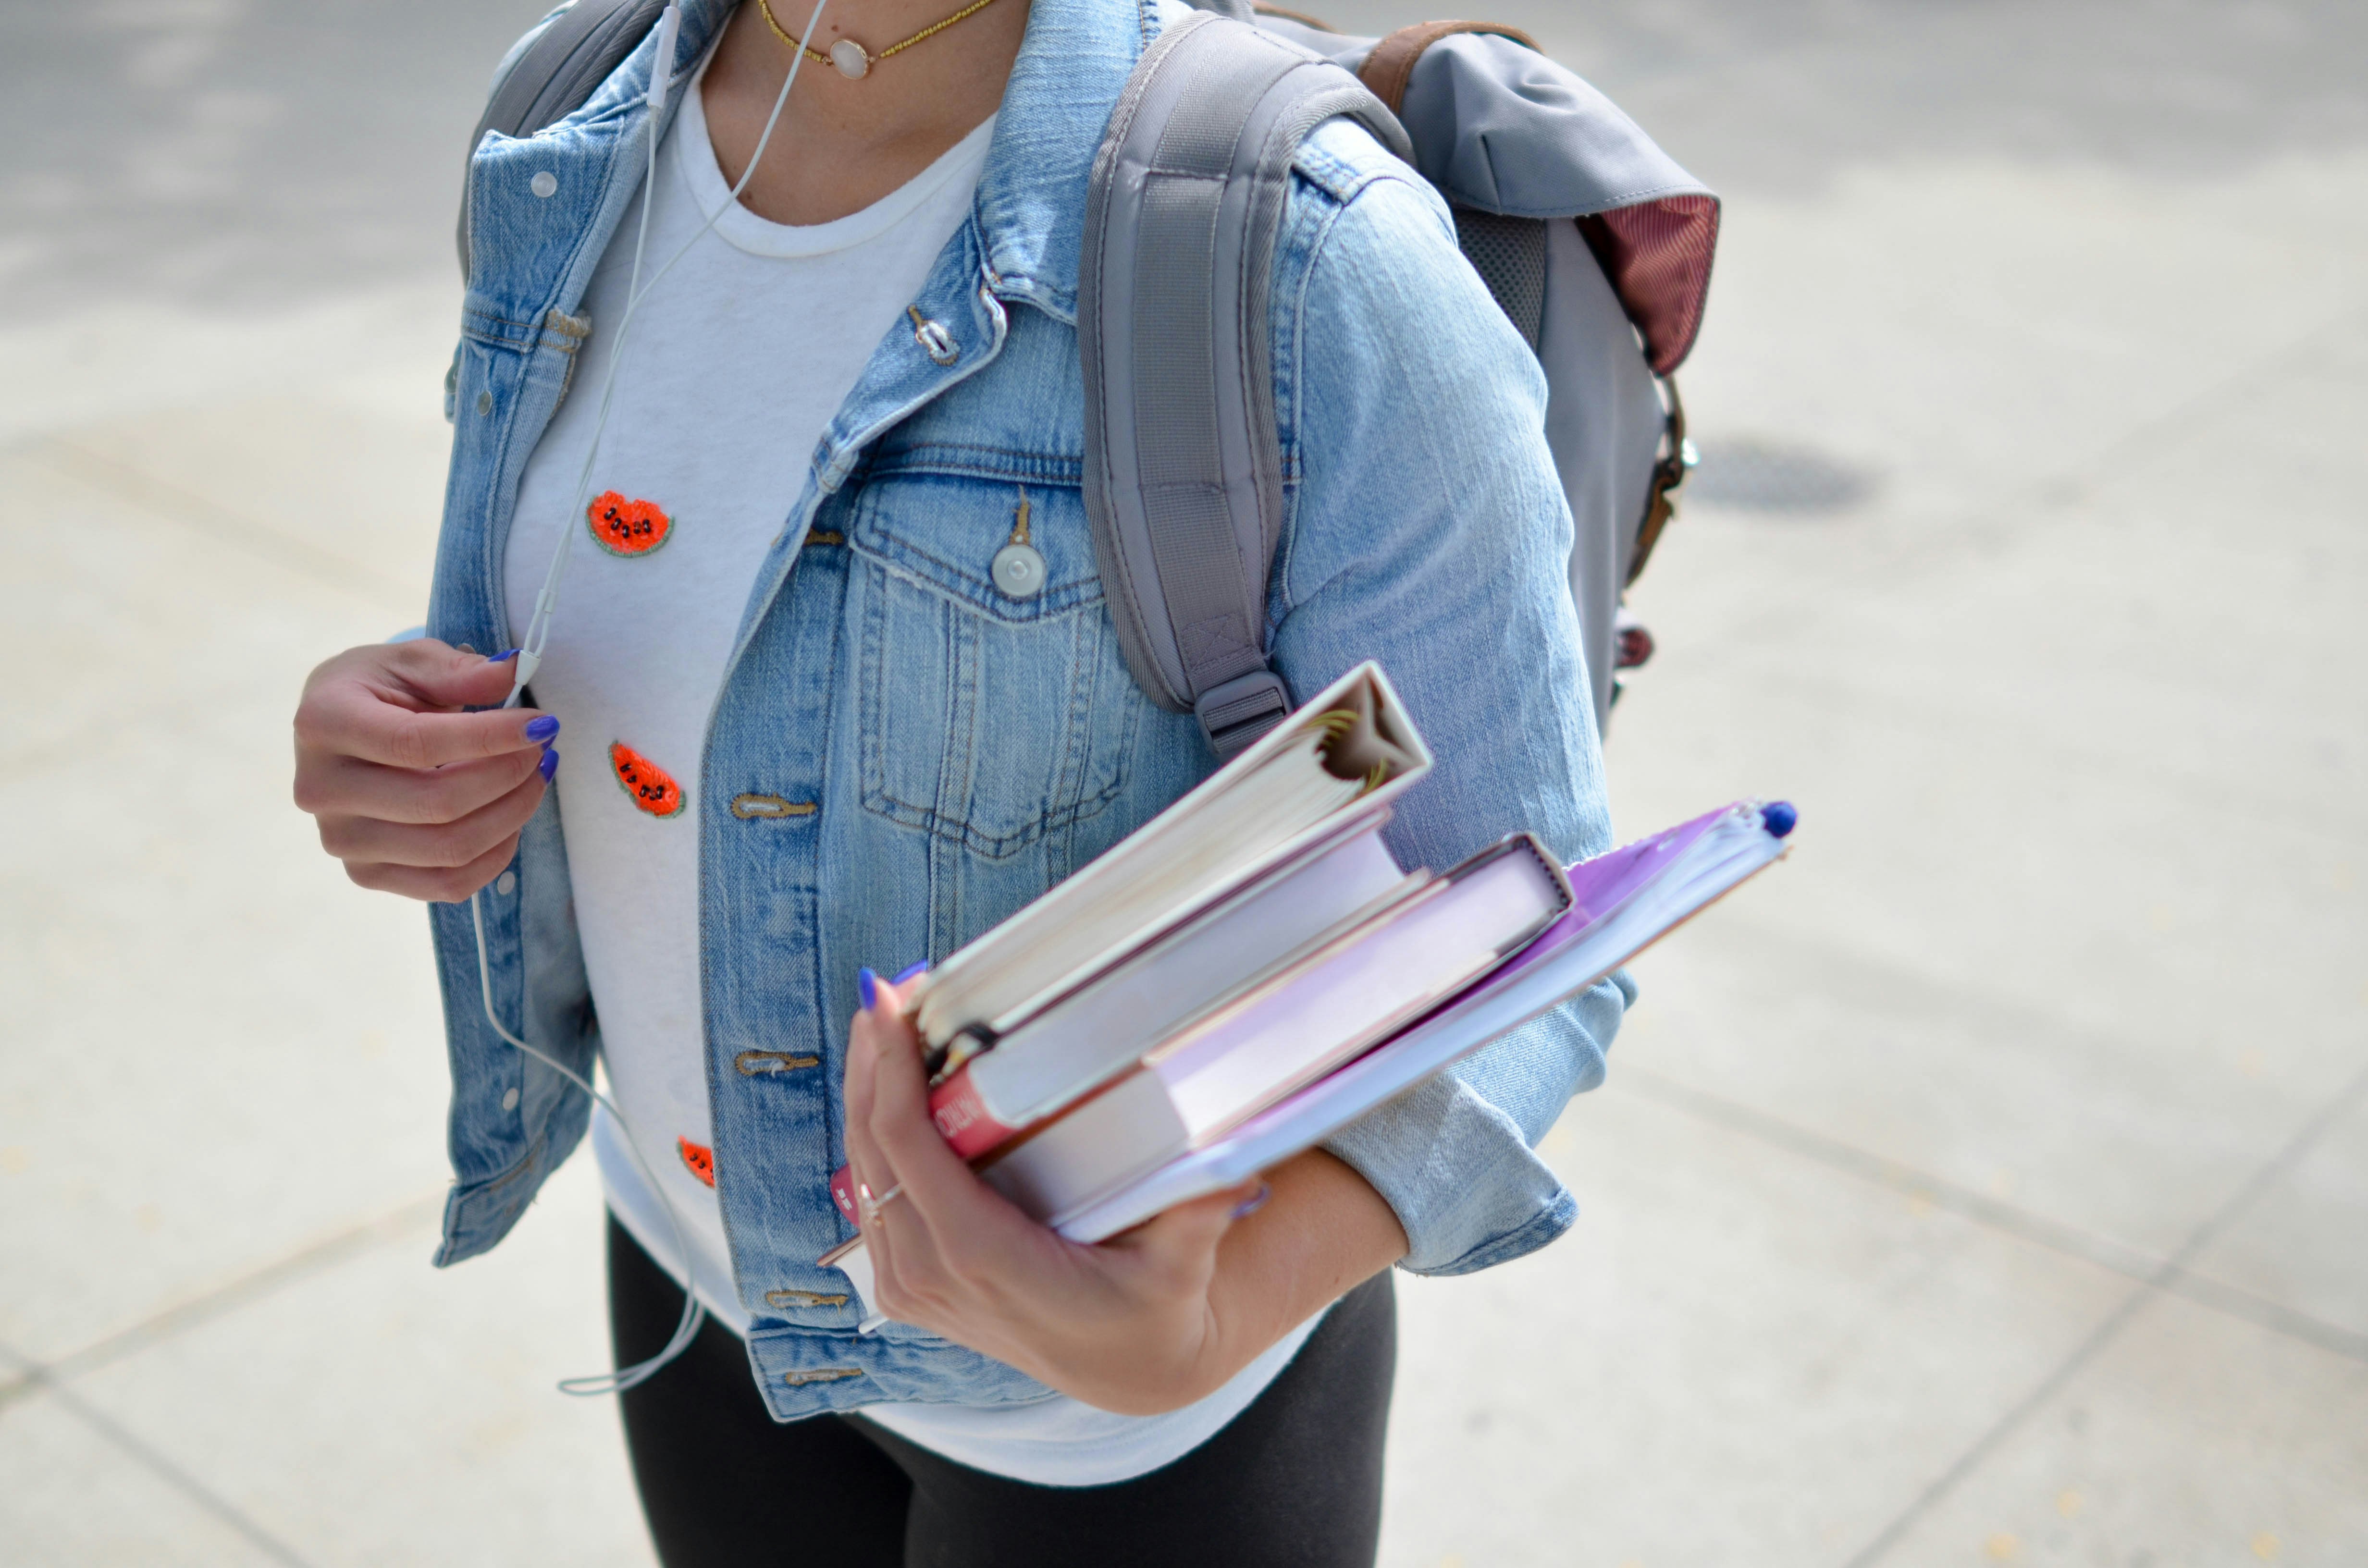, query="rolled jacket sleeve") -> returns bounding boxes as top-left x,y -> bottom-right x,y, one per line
1268,126 -> 1631,1275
